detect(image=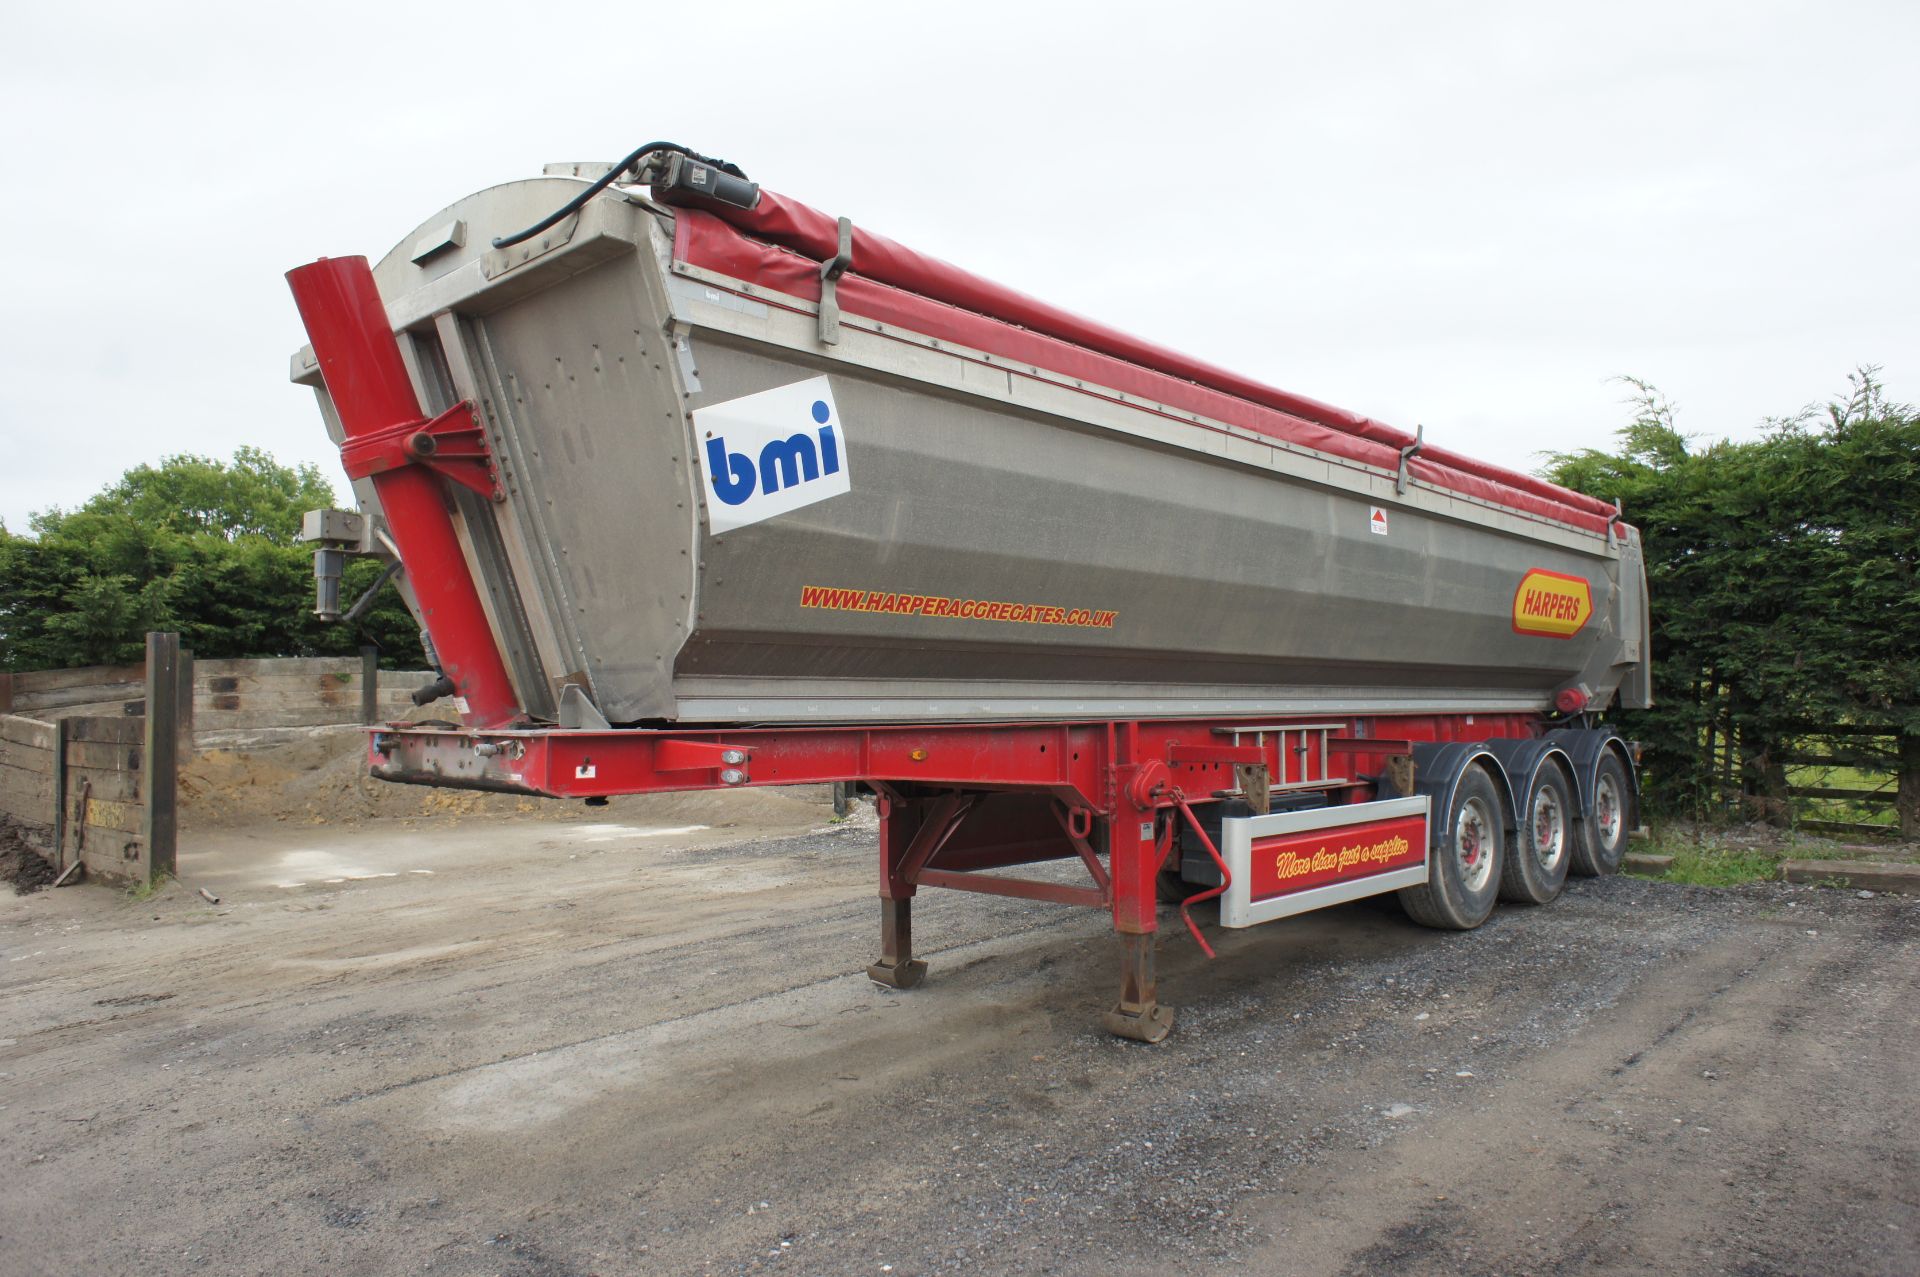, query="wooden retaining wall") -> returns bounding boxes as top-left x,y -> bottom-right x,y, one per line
0,633 -> 182,884
0,663 -> 146,720
0,713 -> 60,863
55,714 -> 154,880
195,656 -> 431,733
0,653 -> 432,737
